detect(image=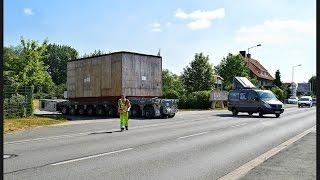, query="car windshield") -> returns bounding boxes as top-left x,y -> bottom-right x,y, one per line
257,91 -> 277,101
299,98 -> 310,101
